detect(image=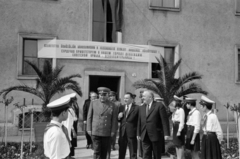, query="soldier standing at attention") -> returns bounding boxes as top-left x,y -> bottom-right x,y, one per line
87,87 -> 118,159
44,95 -> 71,159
